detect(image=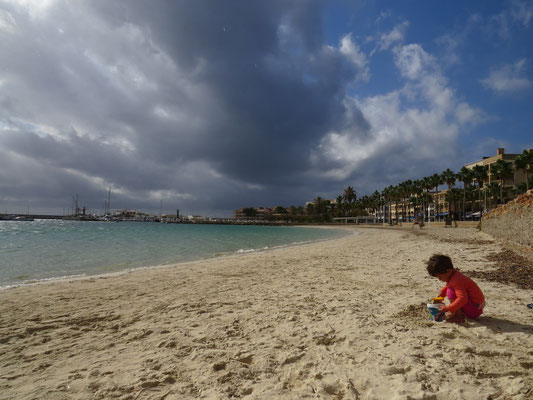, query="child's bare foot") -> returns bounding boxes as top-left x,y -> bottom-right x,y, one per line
445,310 -> 465,323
